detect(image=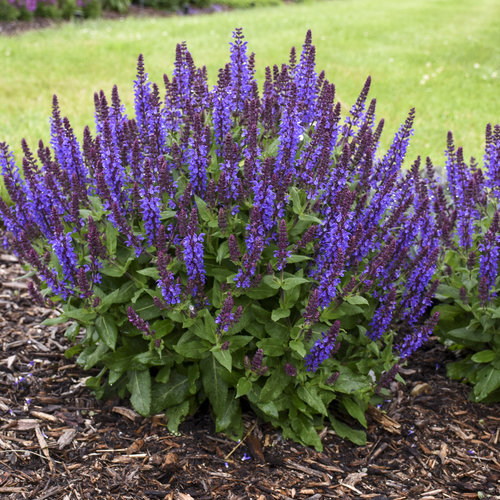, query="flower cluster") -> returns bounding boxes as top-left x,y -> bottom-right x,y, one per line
0,28 -> 457,447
